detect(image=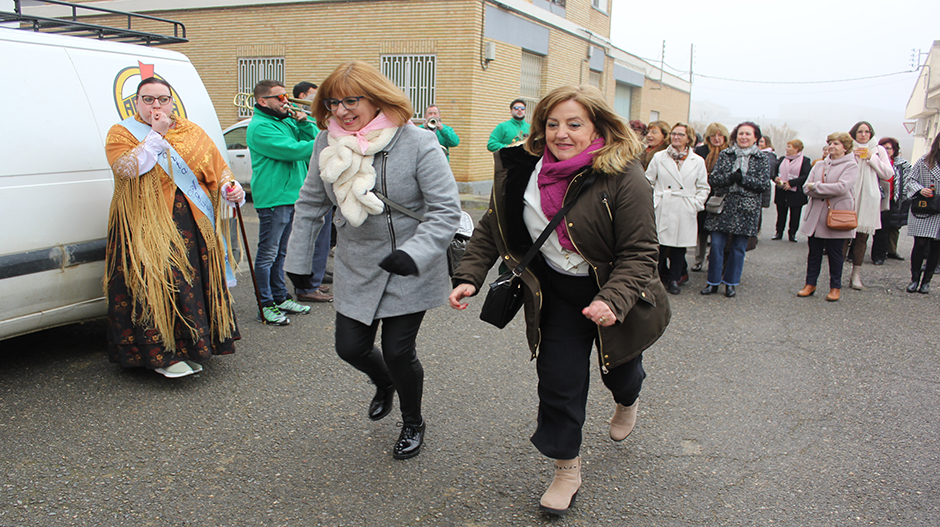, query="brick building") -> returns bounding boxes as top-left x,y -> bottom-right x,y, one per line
28,0 -> 690,193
